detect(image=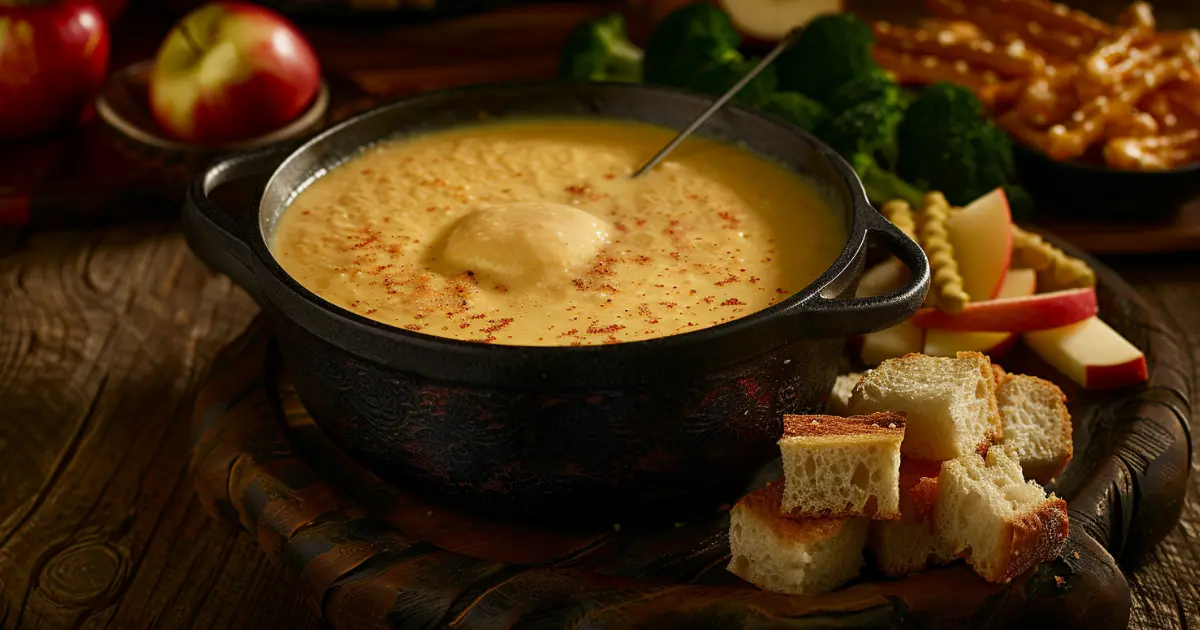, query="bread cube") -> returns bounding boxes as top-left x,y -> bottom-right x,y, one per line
848,351 -> 1002,461
778,413 -> 905,519
936,447 -> 1069,583
728,483 -> 868,595
996,374 -> 1073,484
